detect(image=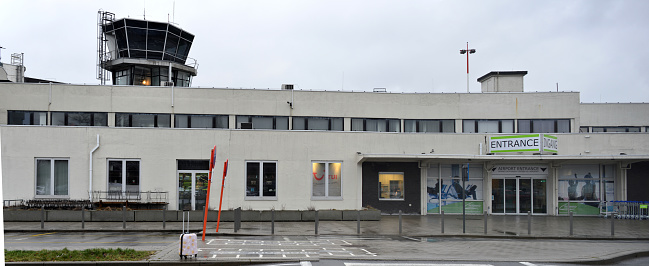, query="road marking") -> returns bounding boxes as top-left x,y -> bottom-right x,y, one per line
345,264 -> 494,266
30,232 -> 57,237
